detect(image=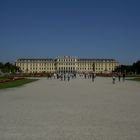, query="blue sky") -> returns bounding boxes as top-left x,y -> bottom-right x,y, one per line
0,0 -> 140,64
